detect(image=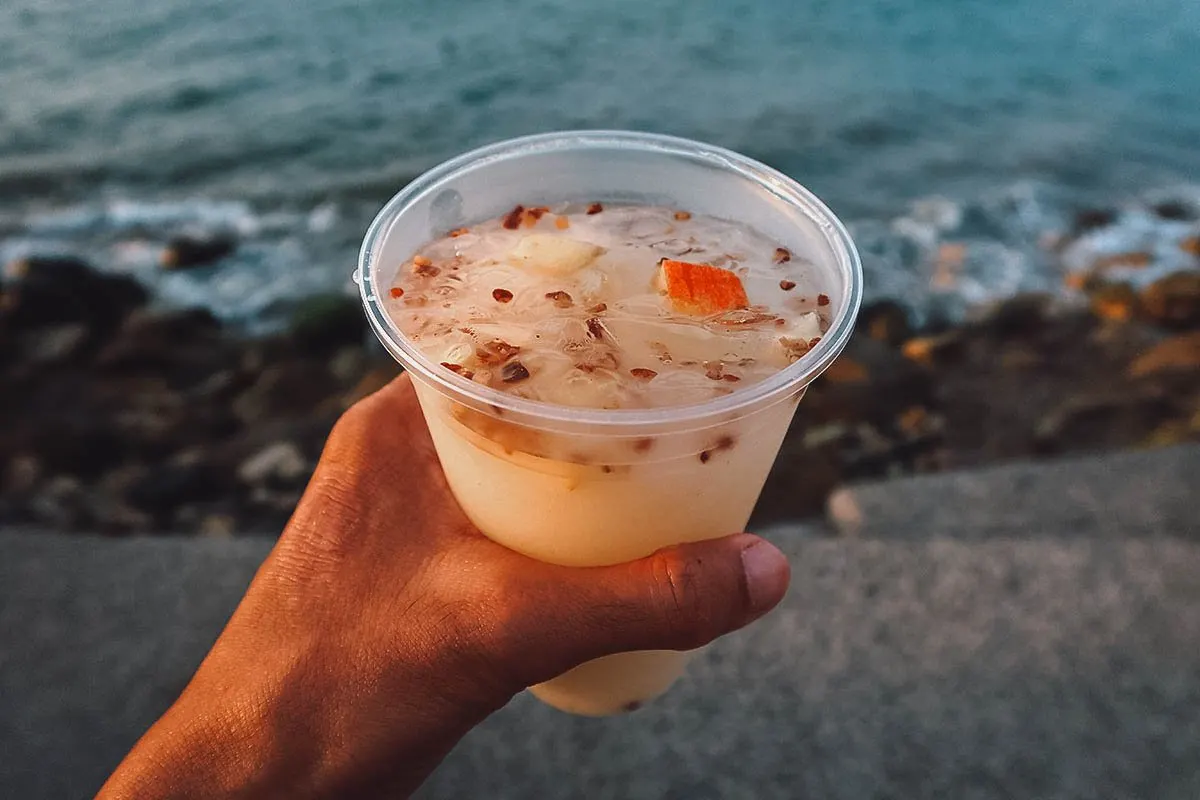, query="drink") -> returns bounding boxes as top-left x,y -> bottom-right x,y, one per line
358,132 -> 862,716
